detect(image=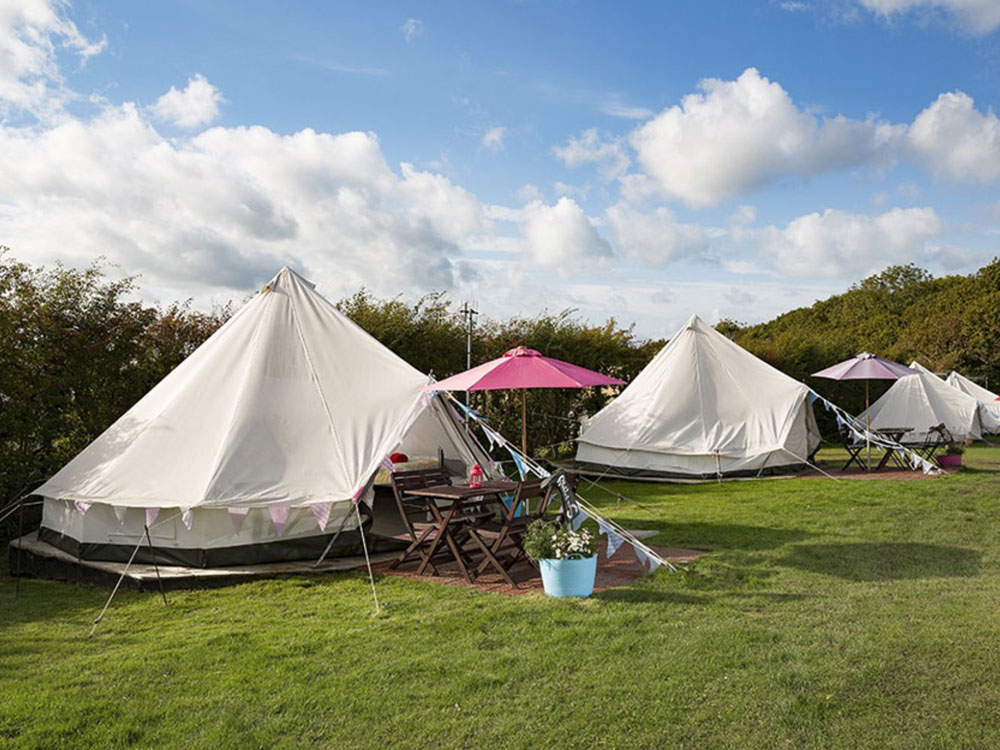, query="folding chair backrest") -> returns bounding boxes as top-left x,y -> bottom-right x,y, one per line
390,468 -> 454,538
510,478 -> 545,517
925,423 -> 953,448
